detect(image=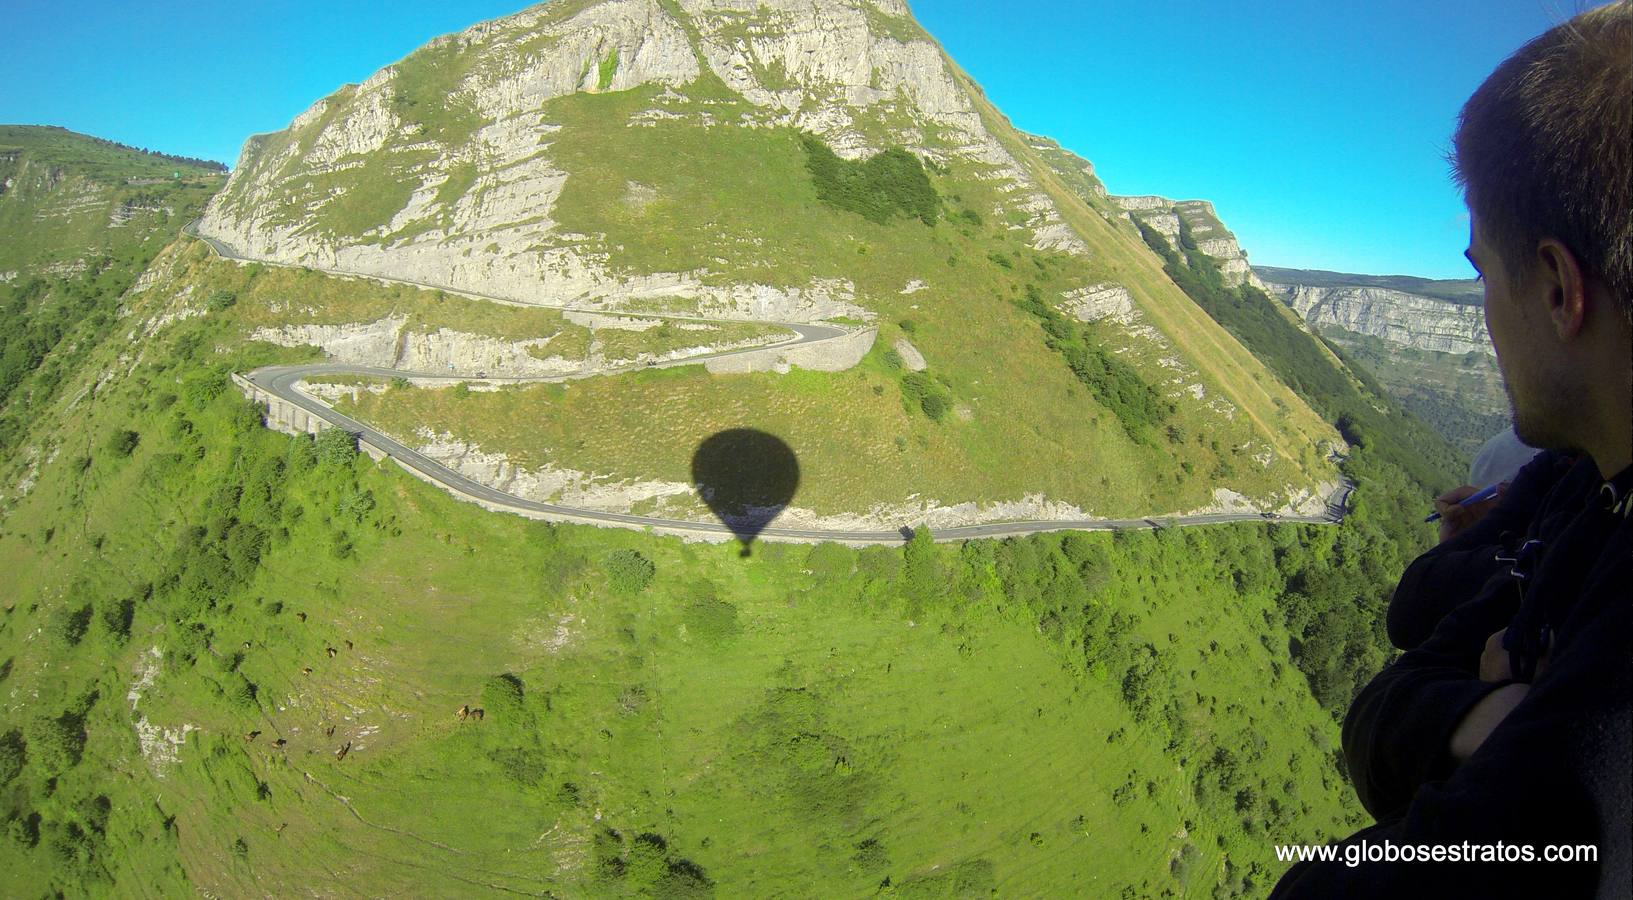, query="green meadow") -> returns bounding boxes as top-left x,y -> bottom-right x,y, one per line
0,248 -> 1435,896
